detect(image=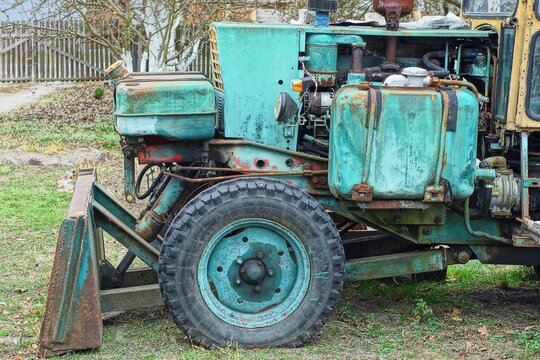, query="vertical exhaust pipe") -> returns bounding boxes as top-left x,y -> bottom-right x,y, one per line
373,0 -> 414,69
